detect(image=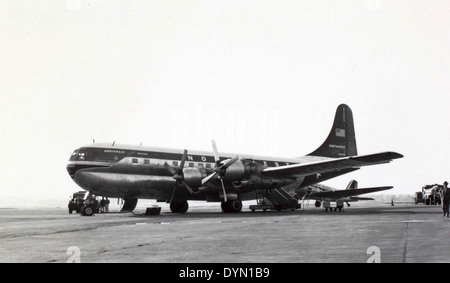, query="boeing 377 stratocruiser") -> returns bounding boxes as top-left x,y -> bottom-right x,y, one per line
66,104 -> 403,215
